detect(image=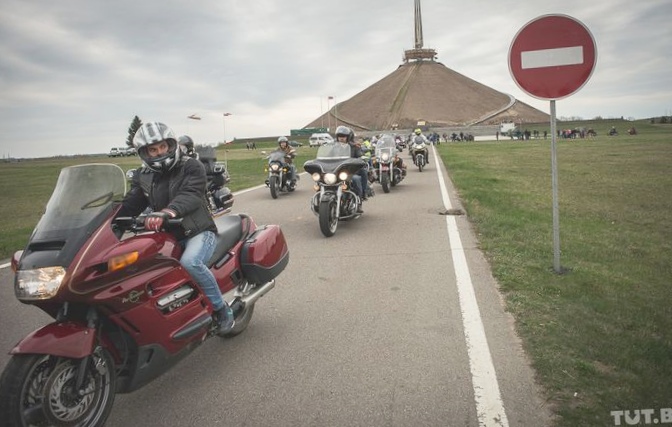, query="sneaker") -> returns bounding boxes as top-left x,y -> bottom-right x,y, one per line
356,204 -> 364,213
215,306 -> 235,335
